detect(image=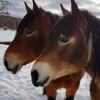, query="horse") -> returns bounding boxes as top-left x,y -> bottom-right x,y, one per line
3,0 -> 83,99
31,0 -> 100,100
